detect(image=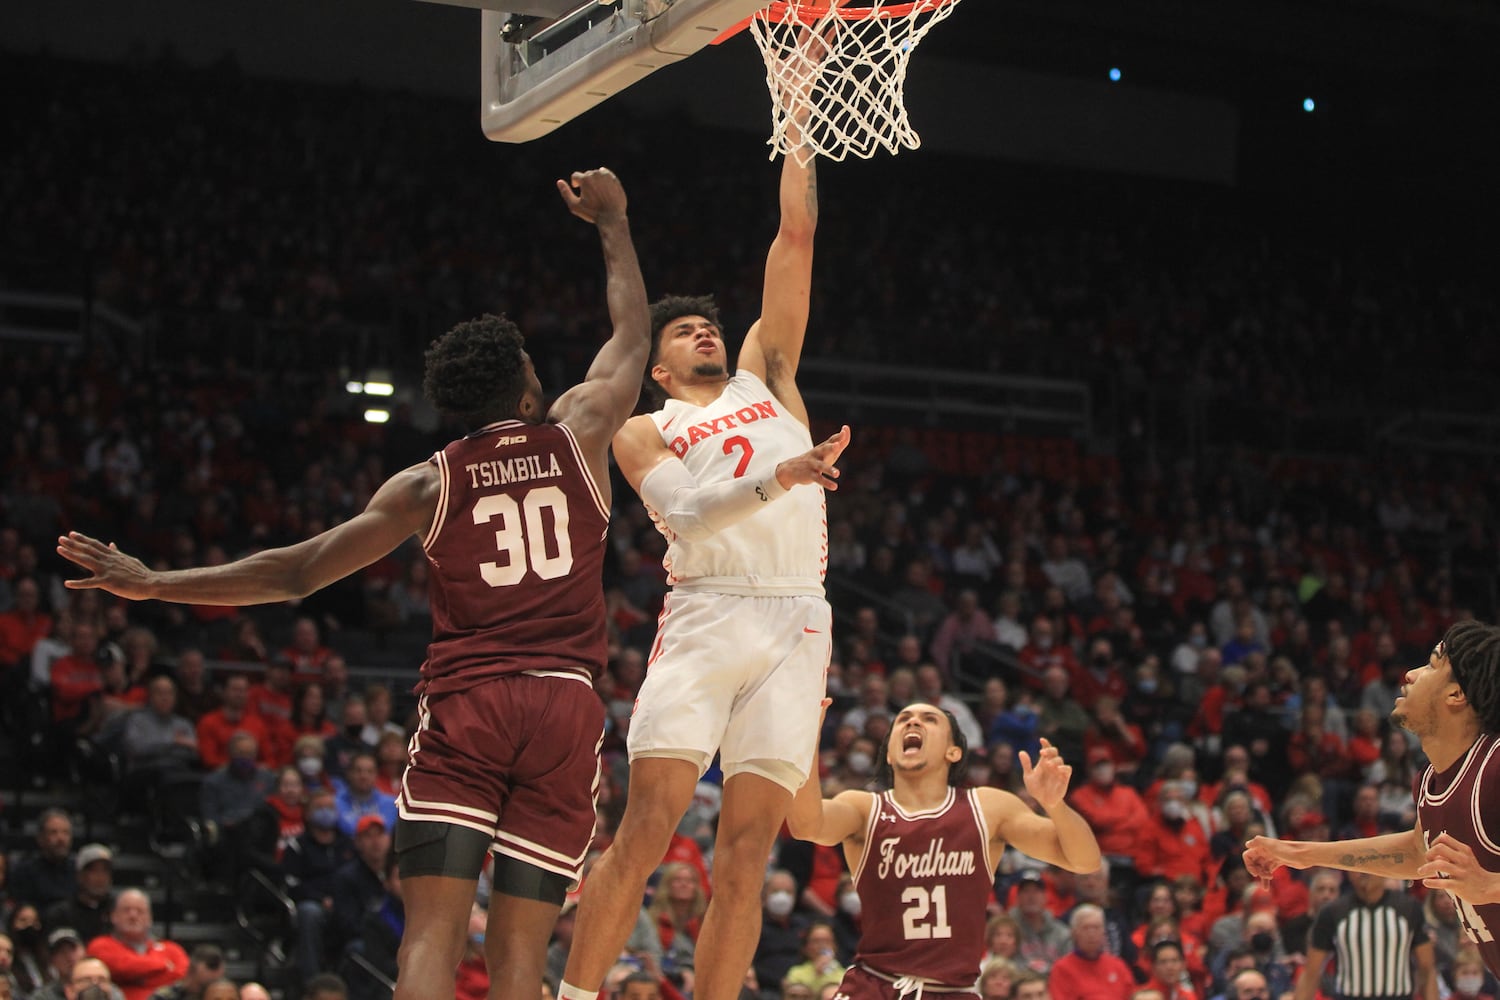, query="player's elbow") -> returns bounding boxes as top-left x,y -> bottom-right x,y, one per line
785,812 -> 819,841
